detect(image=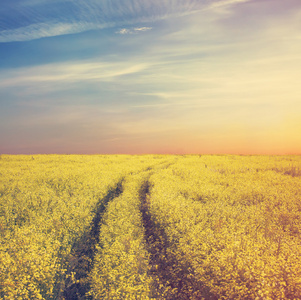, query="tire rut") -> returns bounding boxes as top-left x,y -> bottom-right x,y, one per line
59,180 -> 123,300
140,180 -> 176,299
140,179 -> 216,300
